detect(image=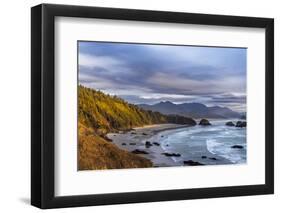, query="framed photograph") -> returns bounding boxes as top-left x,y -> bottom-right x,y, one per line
31,4 -> 274,209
